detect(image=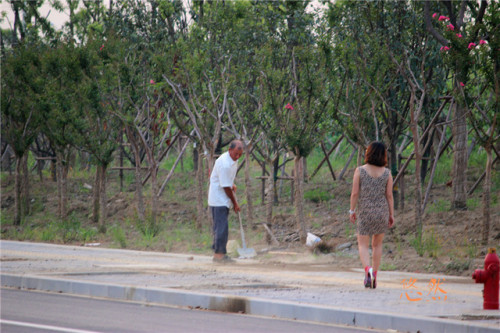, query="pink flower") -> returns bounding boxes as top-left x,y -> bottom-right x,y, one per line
150,79 -> 155,84
456,34 -> 463,38
285,103 -> 294,110
468,42 -> 476,49
479,40 -> 487,45
100,44 -> 104,51
432,13 -> 438,19
440,46 -> 450,52
438,15 -> 449,21
460,82 -> 465,87
447,24 -> 454,31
